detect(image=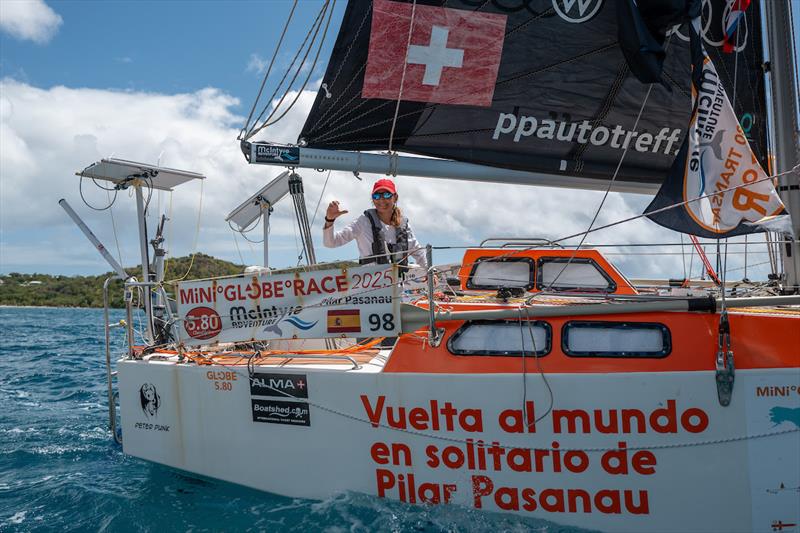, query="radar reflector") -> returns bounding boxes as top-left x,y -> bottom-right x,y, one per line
77,158 -> 205,191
